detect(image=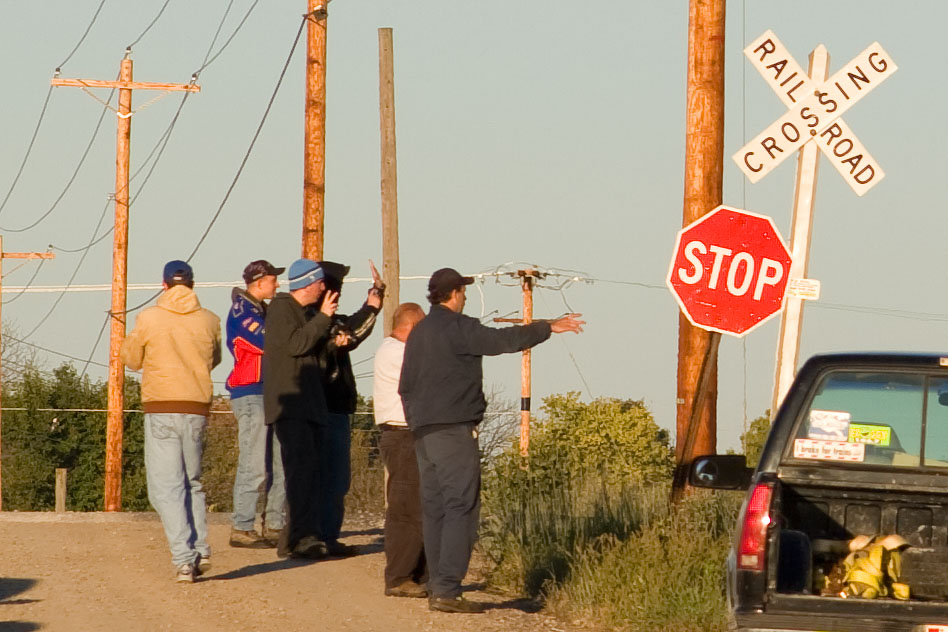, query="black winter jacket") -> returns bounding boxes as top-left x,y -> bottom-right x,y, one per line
310,301 -> 379,414
262,293 -> 332,425
399,304 -> 551,431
